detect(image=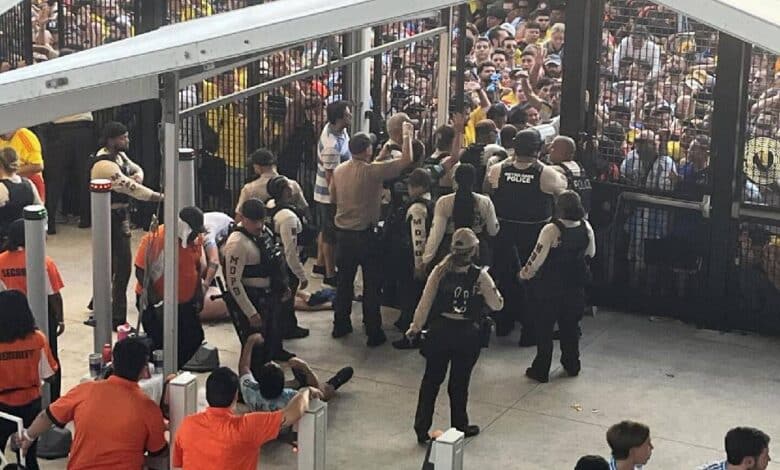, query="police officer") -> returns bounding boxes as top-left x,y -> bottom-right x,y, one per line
485,128 -> 567,345
406,228 -> 504,443
460,120 -> 499,193
223,198 -> 294,361
518,191 -> 595,383
266,175 -> 313,340
235,148 -> 309,220
0,148 -> 43,247
549,136 -> 592,216
87,121 -> 163,330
